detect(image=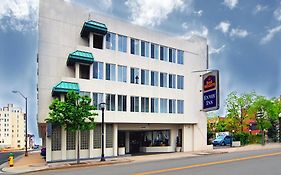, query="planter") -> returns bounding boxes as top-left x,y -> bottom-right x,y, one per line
176,147 -> 181,152
118,147 -> 125,155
